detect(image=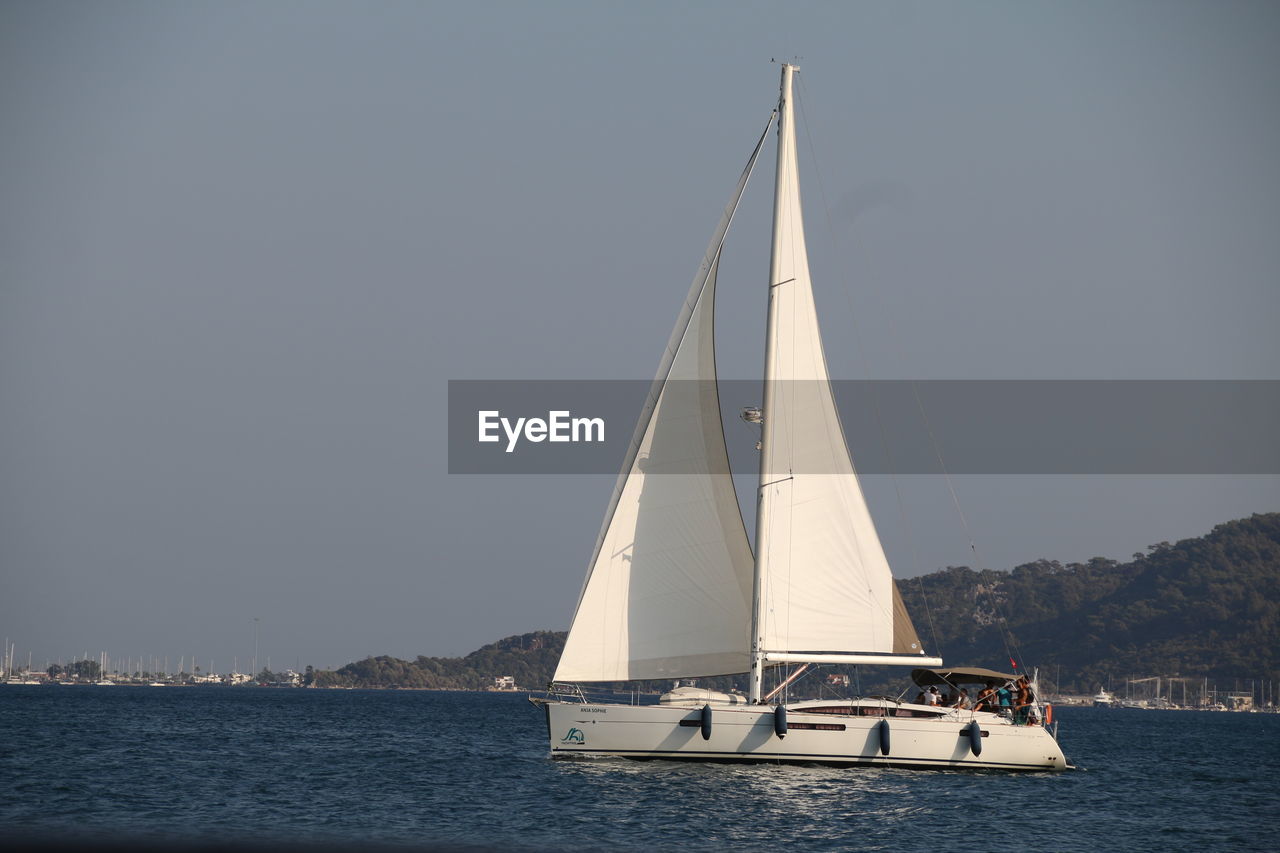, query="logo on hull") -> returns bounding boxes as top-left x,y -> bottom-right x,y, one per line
561,727 -> 585,744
